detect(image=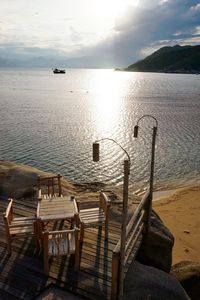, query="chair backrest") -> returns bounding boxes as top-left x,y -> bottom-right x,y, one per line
43,228 -> 79,256
99,191 -> 110,216
43,228 -> 80,273
37,174 -> 62,199
3,199 -> 13,235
